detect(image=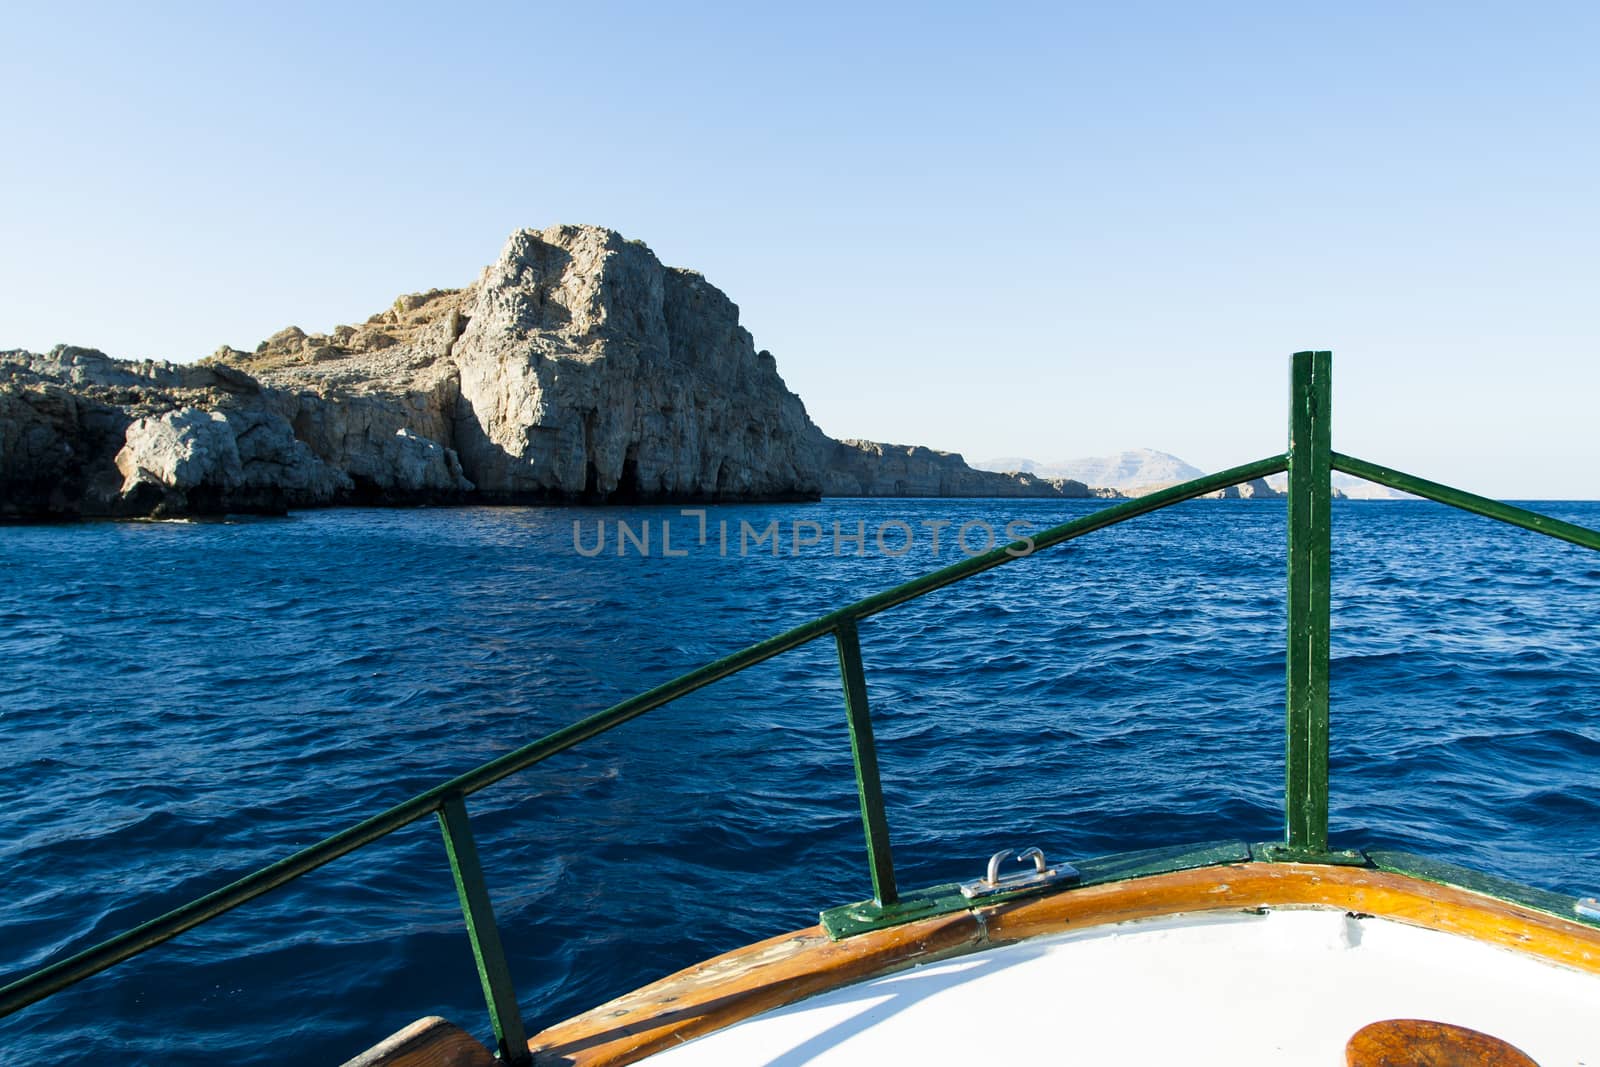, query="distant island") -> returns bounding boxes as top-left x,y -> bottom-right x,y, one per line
978,448 -> 1206,489
978,449 -> 1285,500
2,225 -> 1315,521
977,448 -> 1410,500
